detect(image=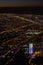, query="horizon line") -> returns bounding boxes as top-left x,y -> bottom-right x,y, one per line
0,2 -> 43,7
